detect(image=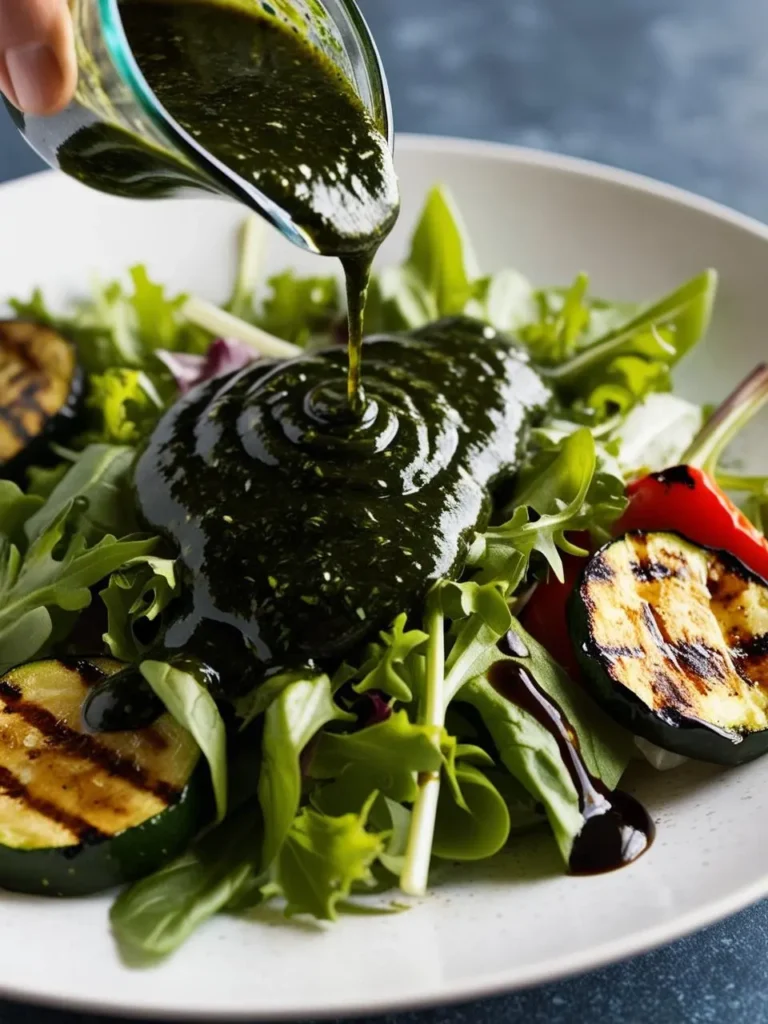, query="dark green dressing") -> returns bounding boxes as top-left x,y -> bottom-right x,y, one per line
118,0 -> 399,408
135,318 -> 552,683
